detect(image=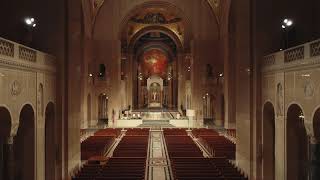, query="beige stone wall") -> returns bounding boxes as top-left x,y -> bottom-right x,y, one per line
262,39 -> 320,180
0,37 -> 56,180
